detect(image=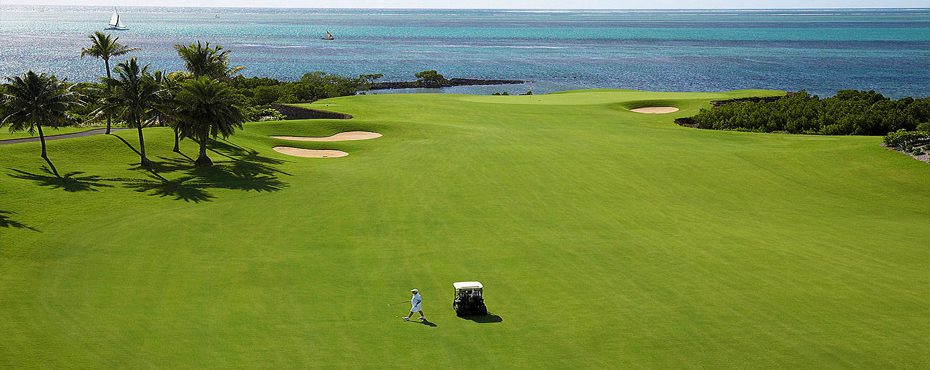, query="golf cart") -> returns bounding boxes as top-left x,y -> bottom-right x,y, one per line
453,281 -> 487,316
